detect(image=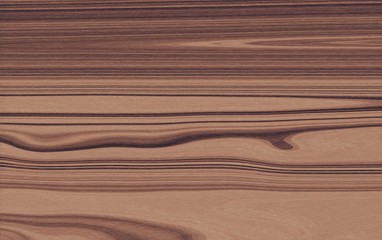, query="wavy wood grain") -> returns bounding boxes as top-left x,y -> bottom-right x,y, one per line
1,0 -> 382,239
